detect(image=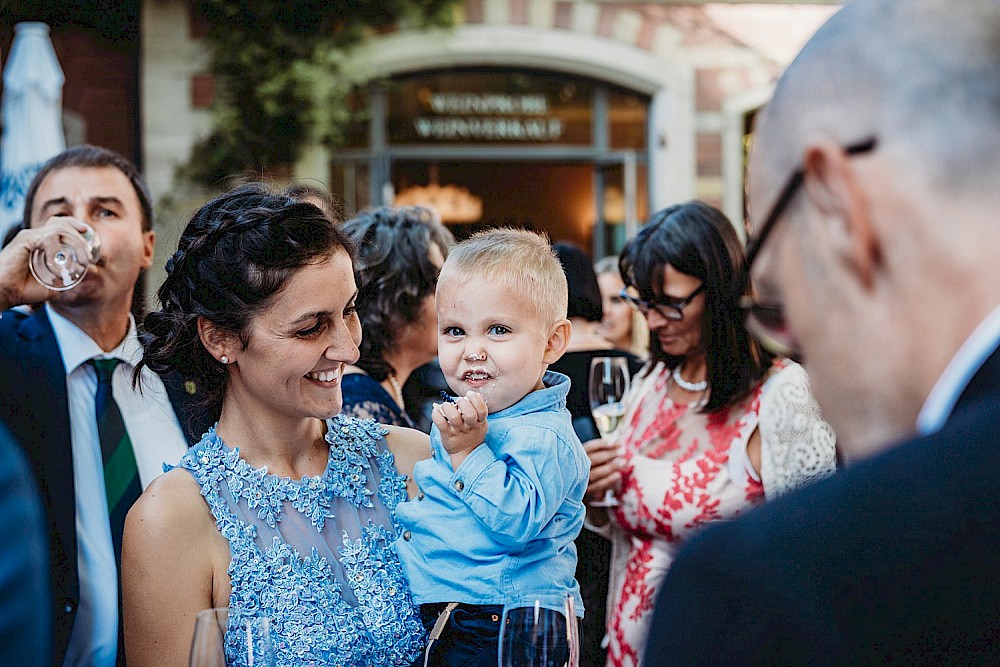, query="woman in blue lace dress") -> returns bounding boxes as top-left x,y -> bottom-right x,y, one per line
340,207 -> 453,429
122,185 -> 428,667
